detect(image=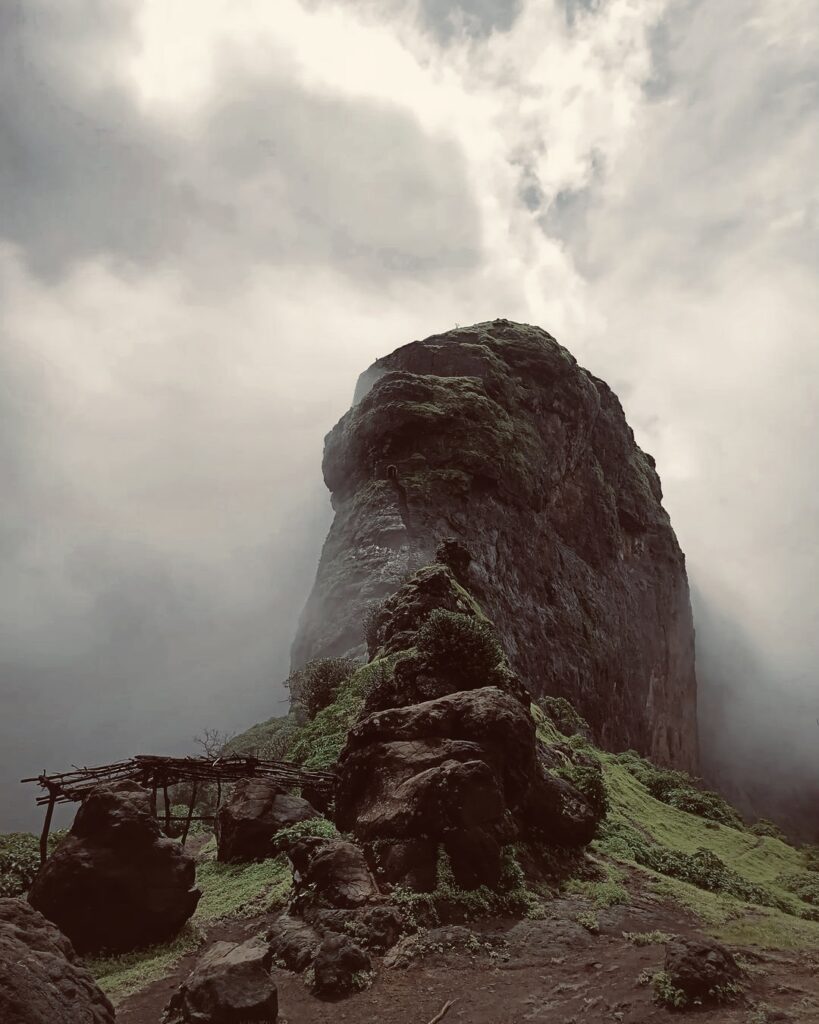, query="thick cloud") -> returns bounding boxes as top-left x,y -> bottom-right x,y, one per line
1,0 -> 817,832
